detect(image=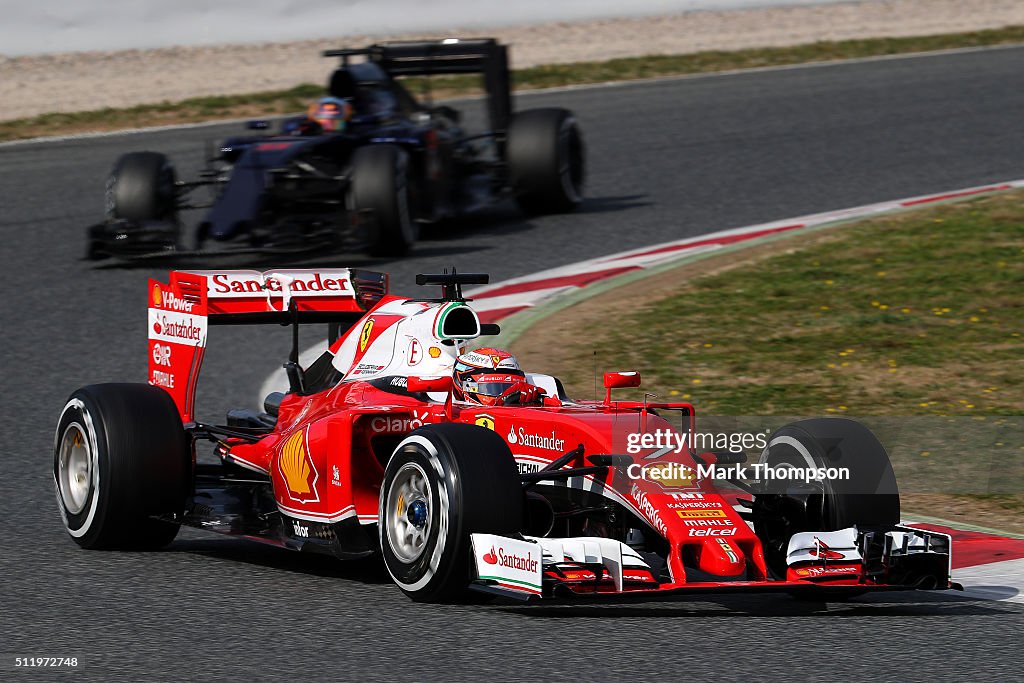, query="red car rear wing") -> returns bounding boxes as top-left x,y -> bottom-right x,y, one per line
148,268 -> 388,421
